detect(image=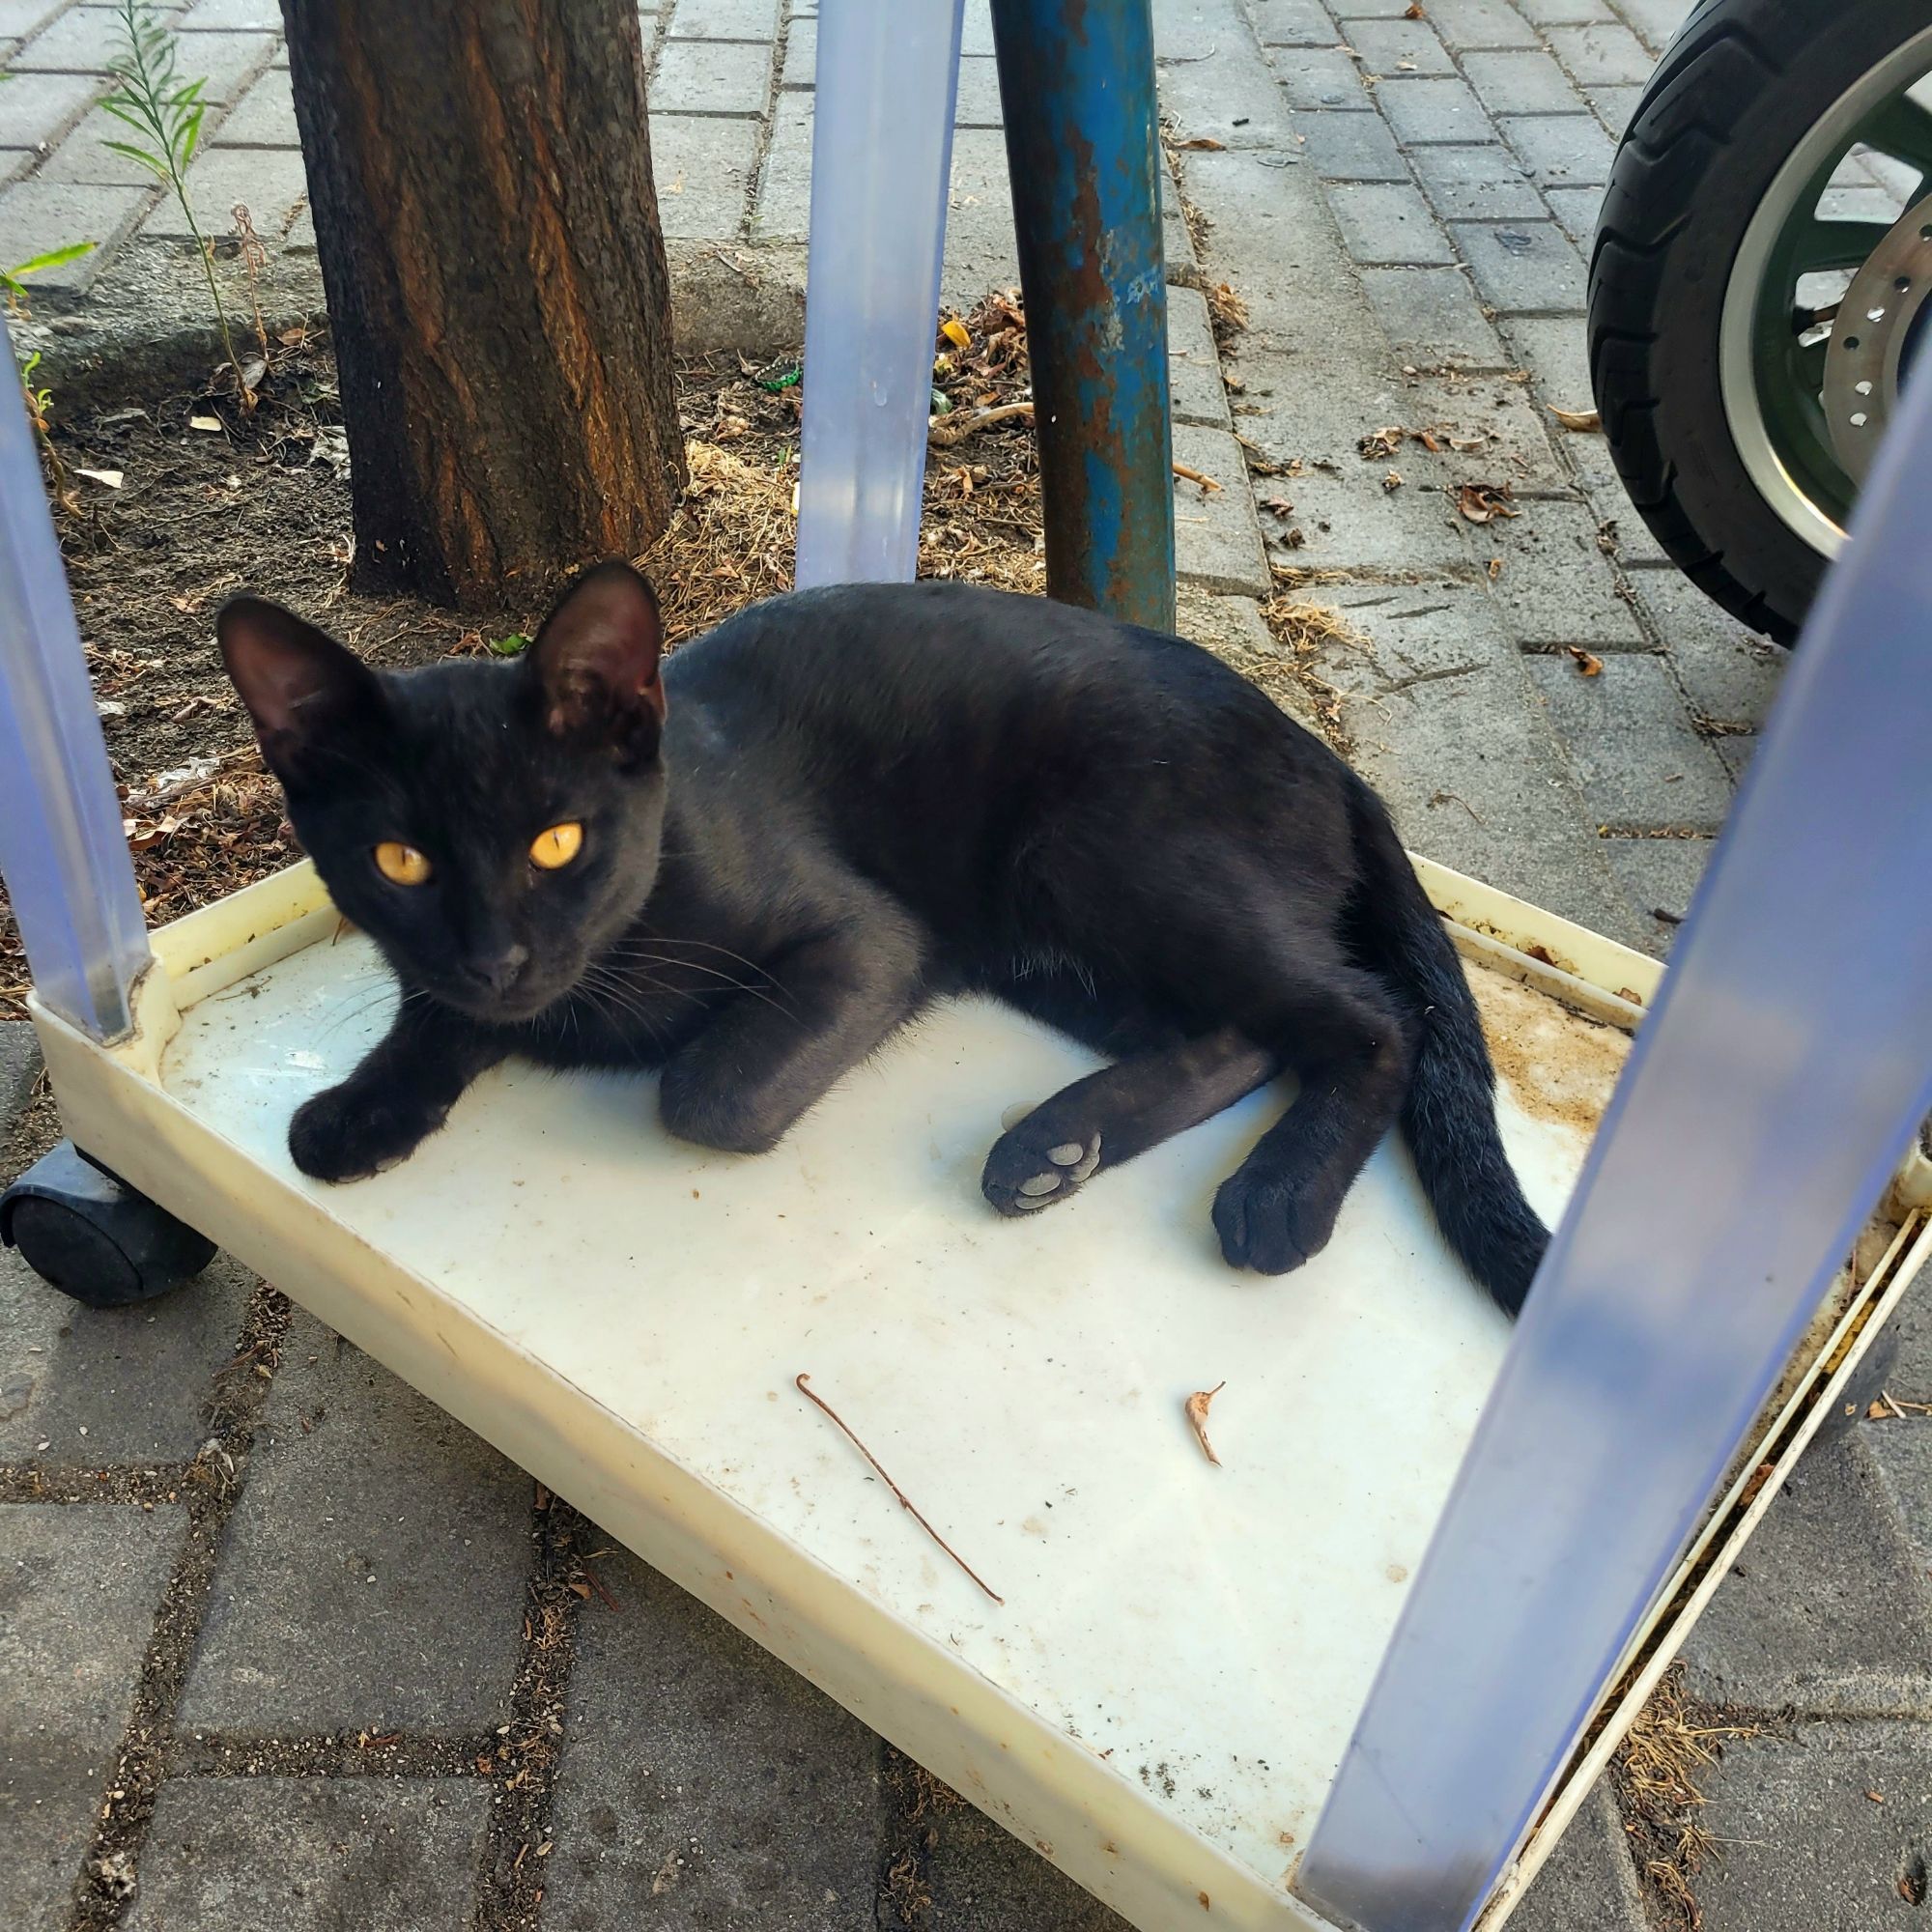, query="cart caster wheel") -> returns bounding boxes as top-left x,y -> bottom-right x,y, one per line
0,1141 -> 215,1308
